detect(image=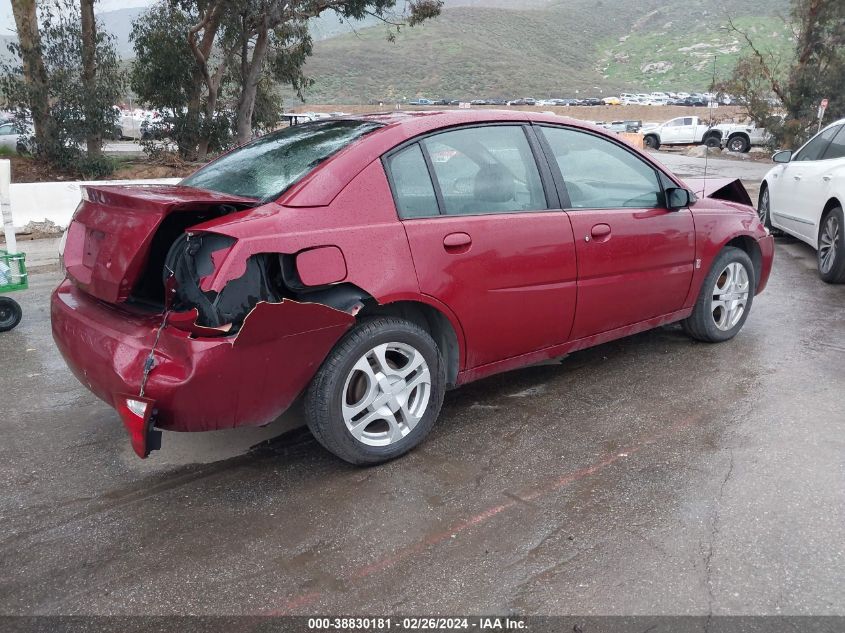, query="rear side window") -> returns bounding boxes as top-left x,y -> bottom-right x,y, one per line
422,125 -> 547,216
794,125 -> 840,162
385,144 -> 439,219
822,125 -> 845,160
539,126 -> 663,209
